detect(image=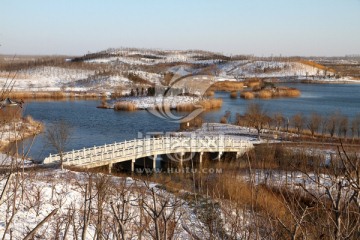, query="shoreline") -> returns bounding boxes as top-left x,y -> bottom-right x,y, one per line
3,78 -> 360,101
0,117 -> 44,153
